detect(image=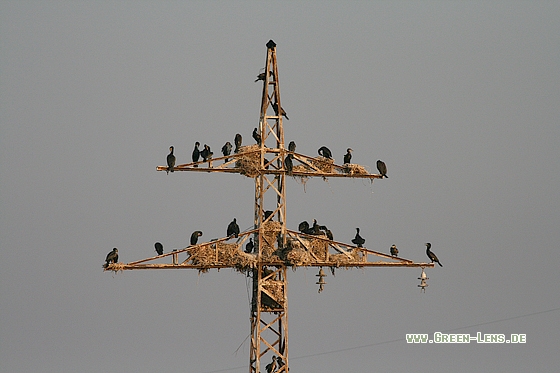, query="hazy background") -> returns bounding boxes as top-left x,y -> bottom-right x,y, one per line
1,1 -> 559,372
